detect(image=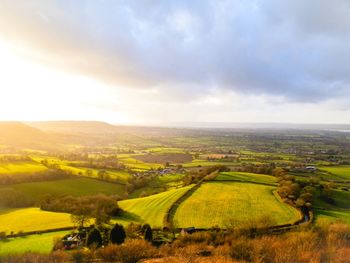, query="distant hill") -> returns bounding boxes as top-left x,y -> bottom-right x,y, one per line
27,121 -> 119,134
0,122 -> 50,148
